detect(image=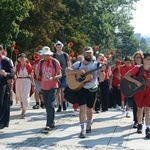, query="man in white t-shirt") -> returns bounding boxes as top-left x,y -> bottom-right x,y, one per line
66,46 -> 105,138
